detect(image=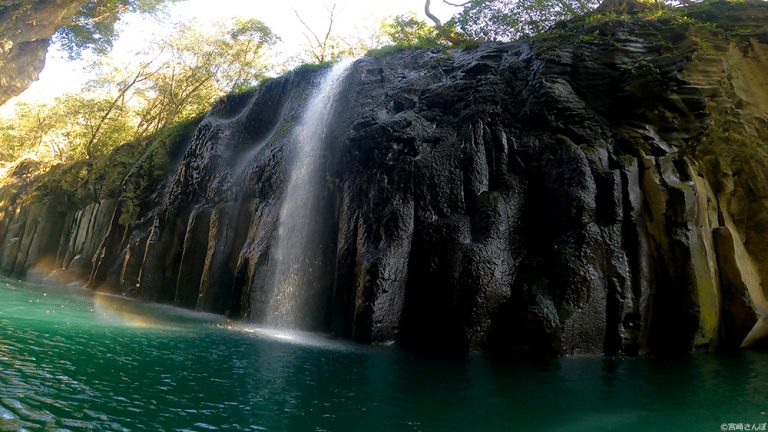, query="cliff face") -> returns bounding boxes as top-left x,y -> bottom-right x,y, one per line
2,1 -> 768,356
0,0 -> 88,105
